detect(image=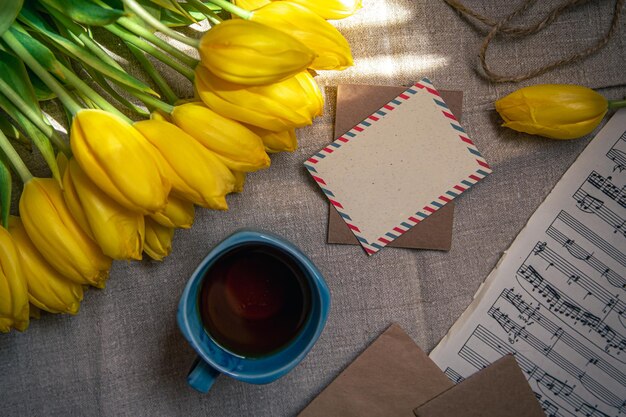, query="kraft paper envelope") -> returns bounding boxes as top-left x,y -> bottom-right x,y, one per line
328,85 -> 462,251
298,324 -> 454,417
305,78 -> 491,255
414,355 -> 545,417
